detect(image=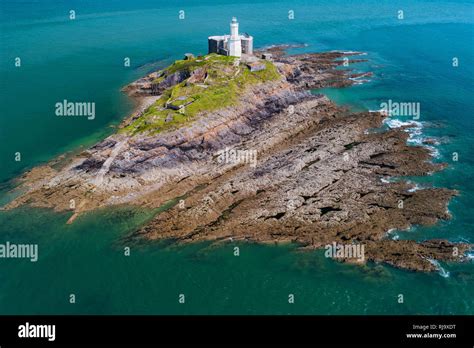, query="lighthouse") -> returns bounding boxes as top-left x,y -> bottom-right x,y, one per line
228,17 -> 242,57
208,17 -> 253,57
